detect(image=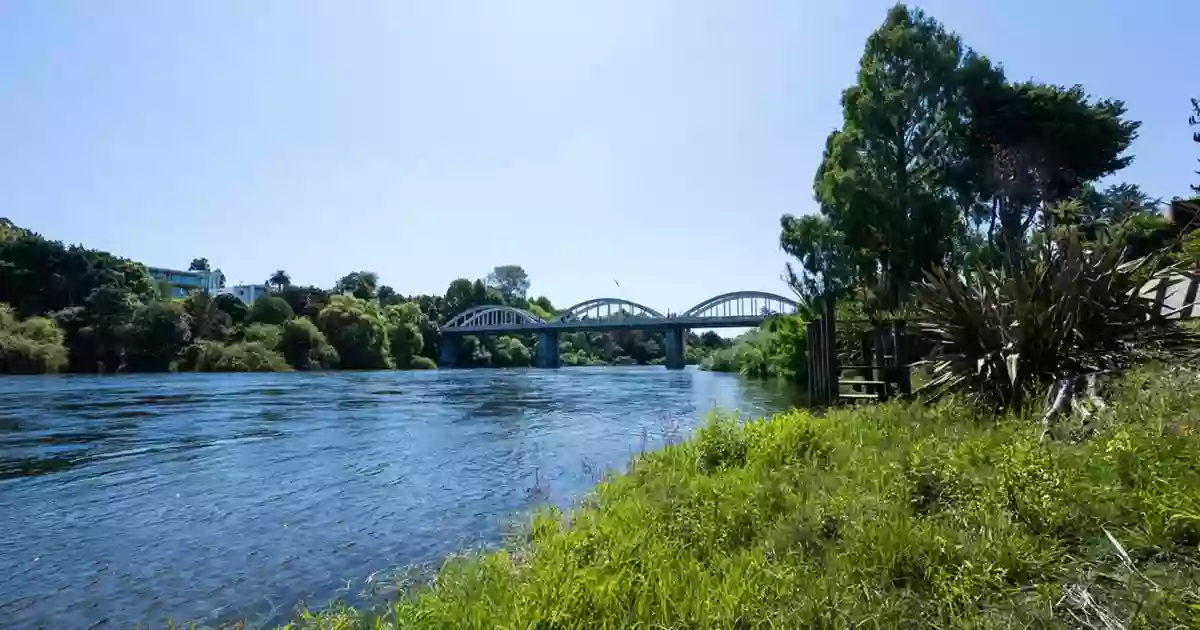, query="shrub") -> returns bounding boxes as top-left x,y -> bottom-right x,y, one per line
410,356 -> 437,370
279,318 -> 338,370
179,340 -> 290,372
125,301 -> 192,372
318,295 -> 392,369
0,304 -> 68,373
247,295 -> 294,326
917,226 -> 1200,408
241,322 -> 282,350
